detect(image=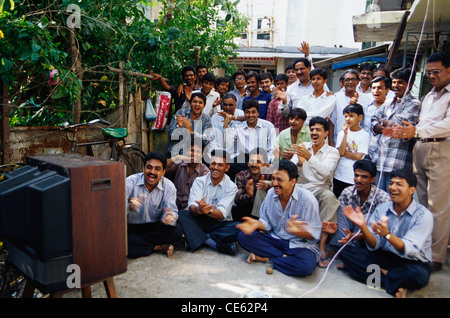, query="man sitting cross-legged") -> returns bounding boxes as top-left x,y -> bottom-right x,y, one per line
178,149 -> 240,256
339,170 -> 433,298
237,160 -> 322,277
